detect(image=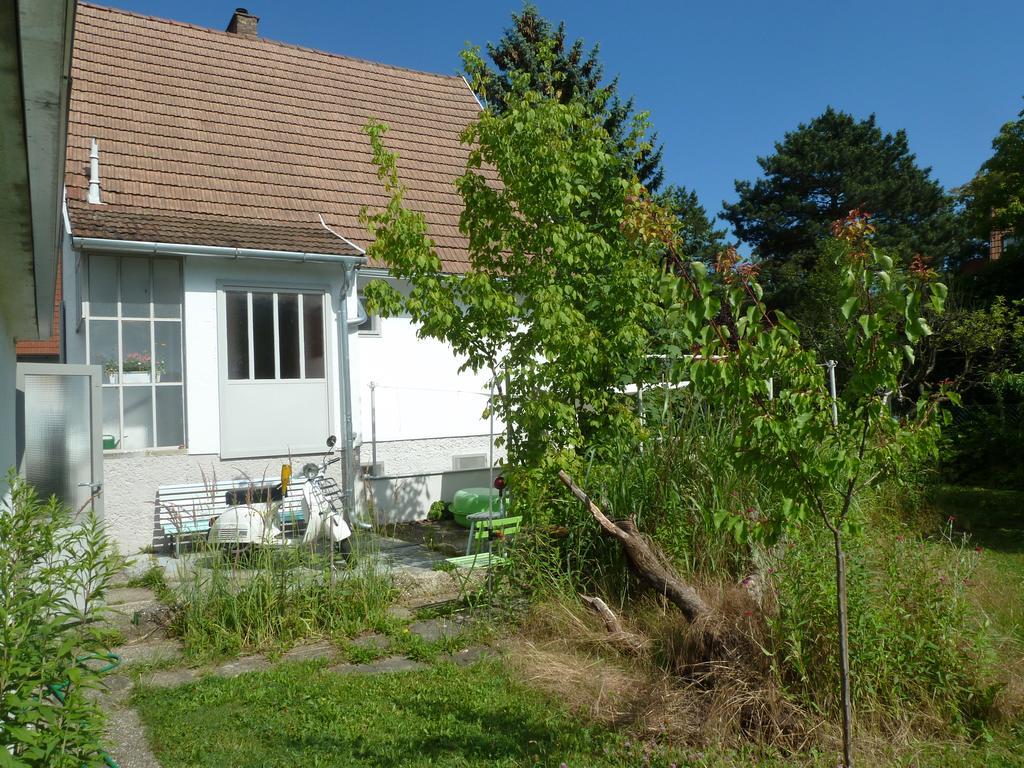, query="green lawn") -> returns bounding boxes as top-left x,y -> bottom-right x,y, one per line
135,660 -> 642,768
133,658 -> 1024,768
931,485 -> 1024,643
